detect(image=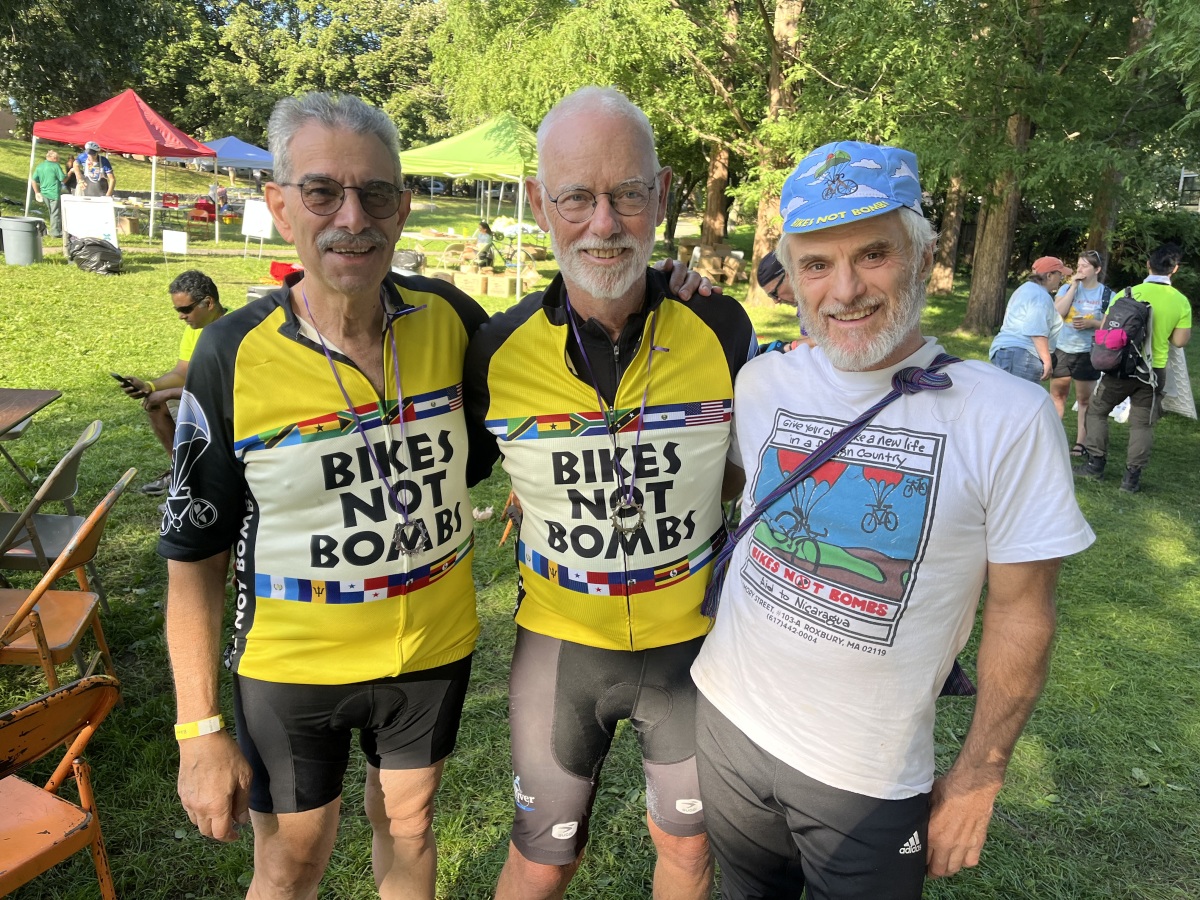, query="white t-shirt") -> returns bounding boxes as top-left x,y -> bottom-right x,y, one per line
692,339 -> 1095,800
